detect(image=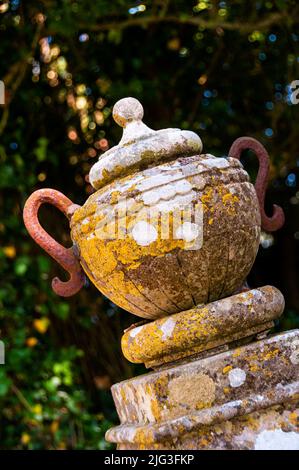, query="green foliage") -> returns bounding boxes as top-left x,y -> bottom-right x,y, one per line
0,0 -> 298,449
